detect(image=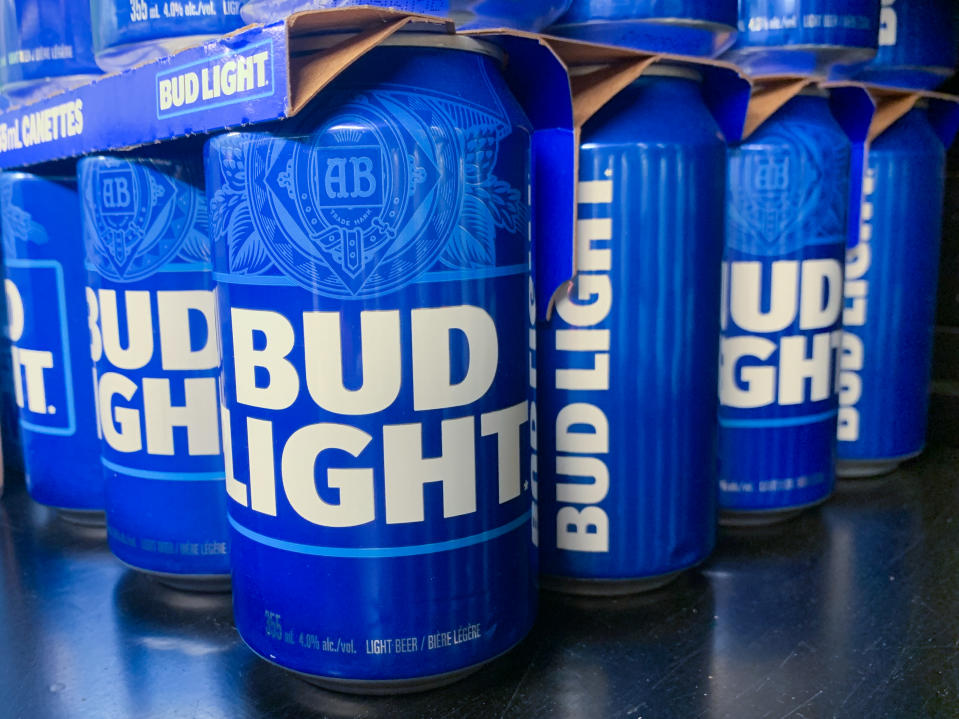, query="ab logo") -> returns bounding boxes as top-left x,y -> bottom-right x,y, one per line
100,171 -> 134,212
726,124 -> 848,257
82,157 -> 210,283
209,62 -> 528,300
